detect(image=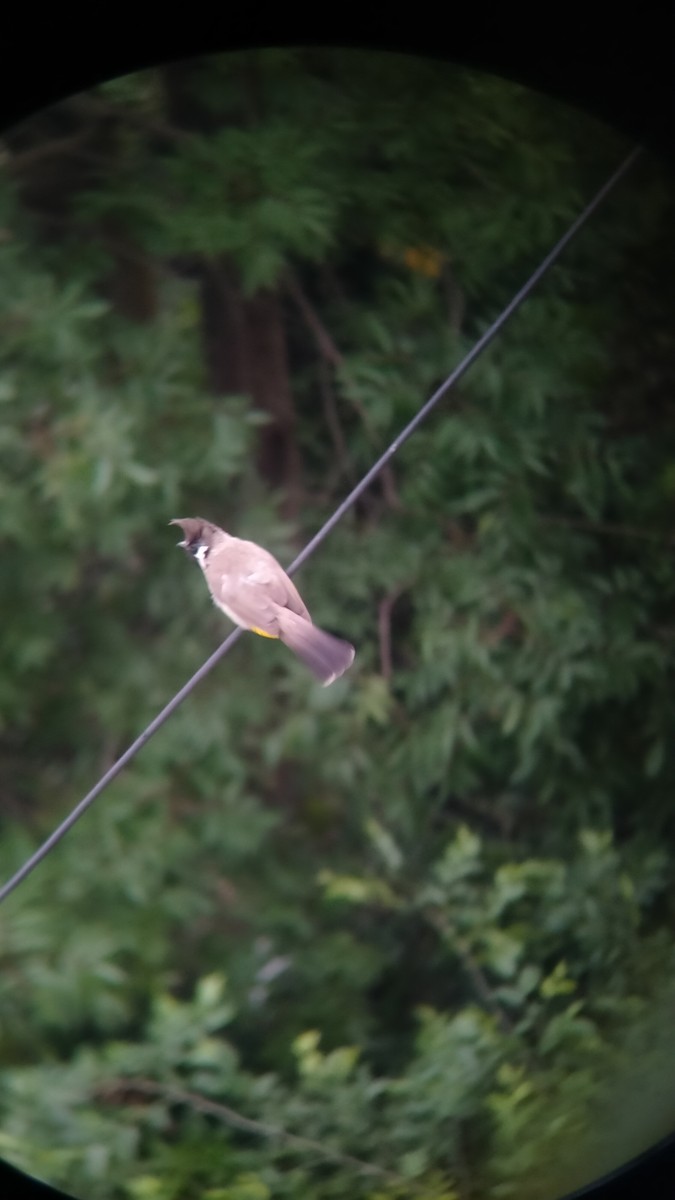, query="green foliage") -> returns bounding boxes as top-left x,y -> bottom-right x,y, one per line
0,47 -> 674,1200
